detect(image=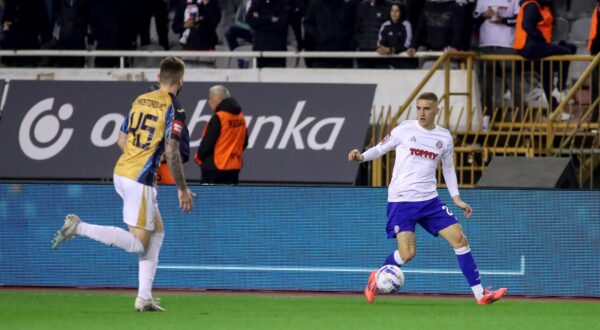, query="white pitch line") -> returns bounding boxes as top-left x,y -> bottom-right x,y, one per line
158,256 -> 525,276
